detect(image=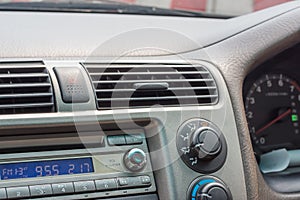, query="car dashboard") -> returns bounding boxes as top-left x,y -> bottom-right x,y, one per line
0,2 -> 299,200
